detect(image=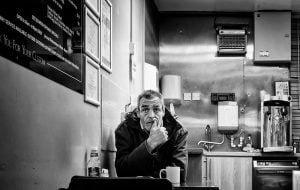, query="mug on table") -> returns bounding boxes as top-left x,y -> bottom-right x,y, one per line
159,166 -> 180,185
